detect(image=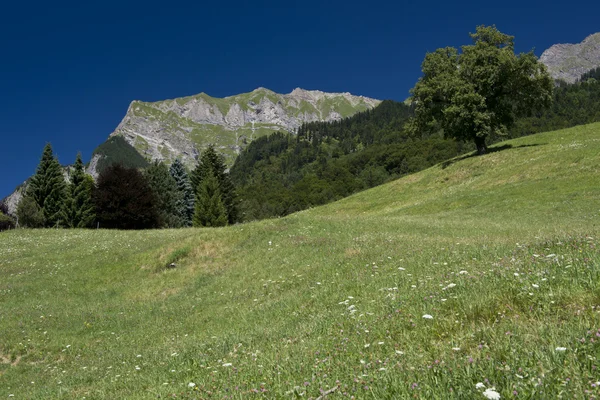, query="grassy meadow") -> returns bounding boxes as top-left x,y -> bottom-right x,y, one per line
1,123 -> 600,398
